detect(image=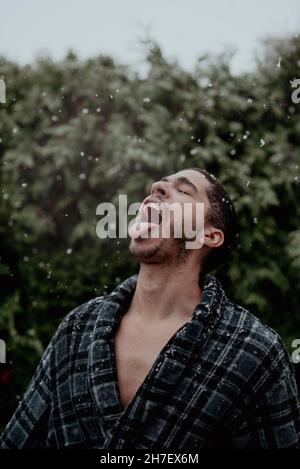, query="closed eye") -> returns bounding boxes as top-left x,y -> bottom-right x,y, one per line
178,189 -> 191,195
